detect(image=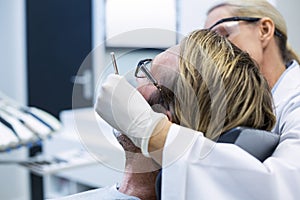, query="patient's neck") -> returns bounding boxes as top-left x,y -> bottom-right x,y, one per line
118,153 -> 160,200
